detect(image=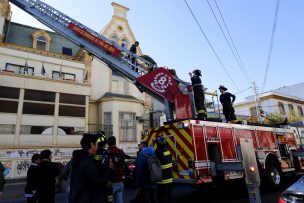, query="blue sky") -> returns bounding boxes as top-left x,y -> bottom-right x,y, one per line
9,0 -> 304,102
